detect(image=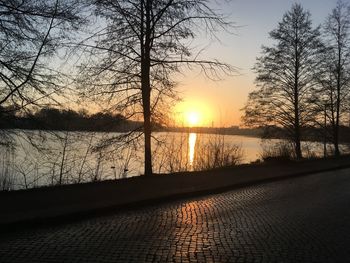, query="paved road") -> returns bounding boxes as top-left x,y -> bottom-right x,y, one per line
1,168 -> 350,262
